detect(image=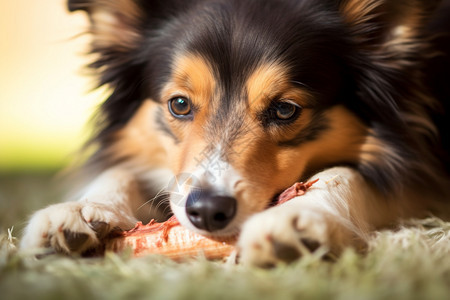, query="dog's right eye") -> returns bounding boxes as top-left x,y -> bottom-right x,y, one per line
169,97 -> 192,118
275,102 -> 298,120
